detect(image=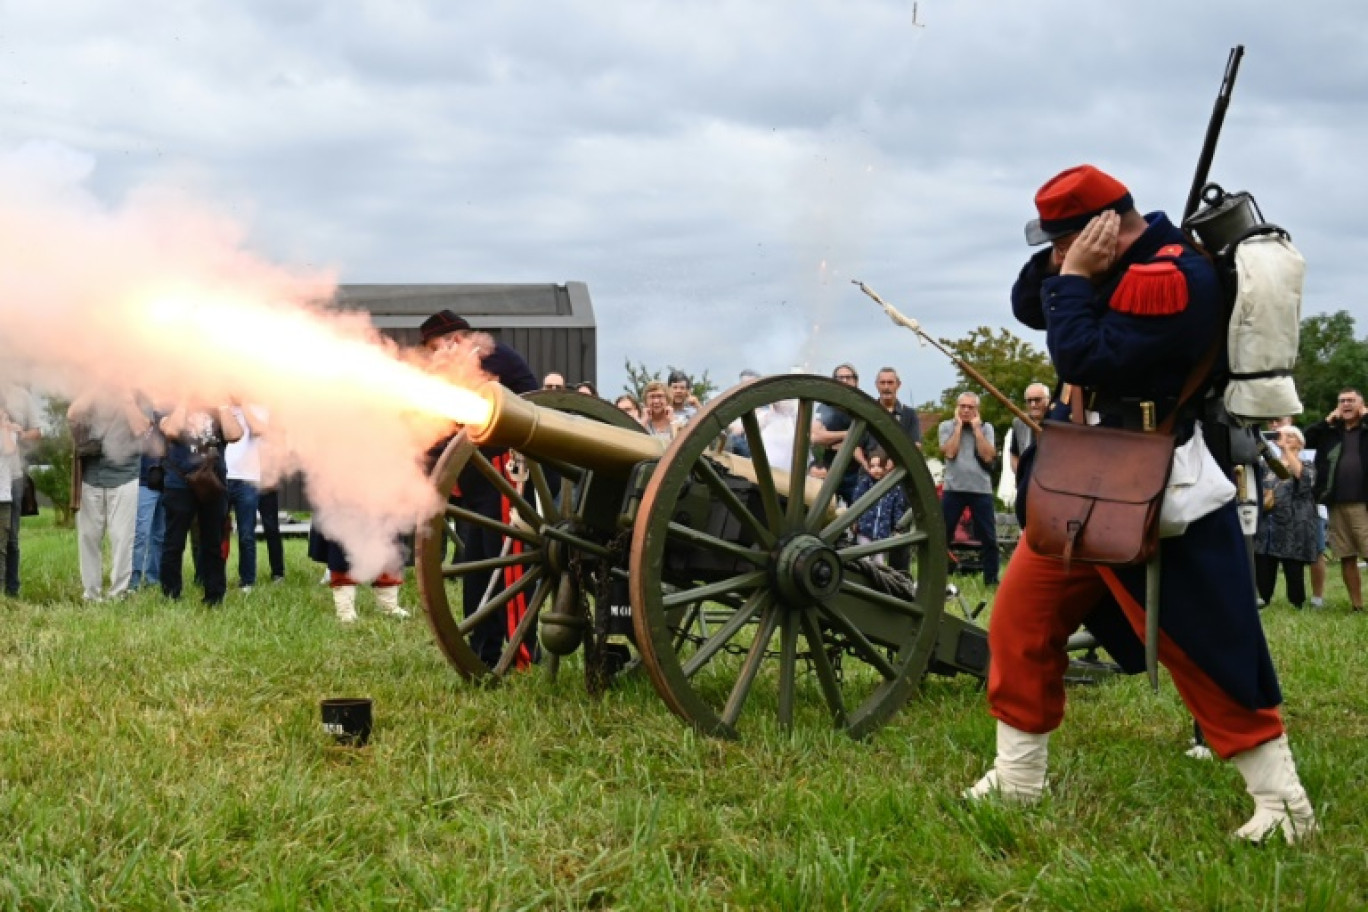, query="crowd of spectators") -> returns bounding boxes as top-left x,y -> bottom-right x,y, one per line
4,363 -> 1363,615
1,383 -> 289,610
